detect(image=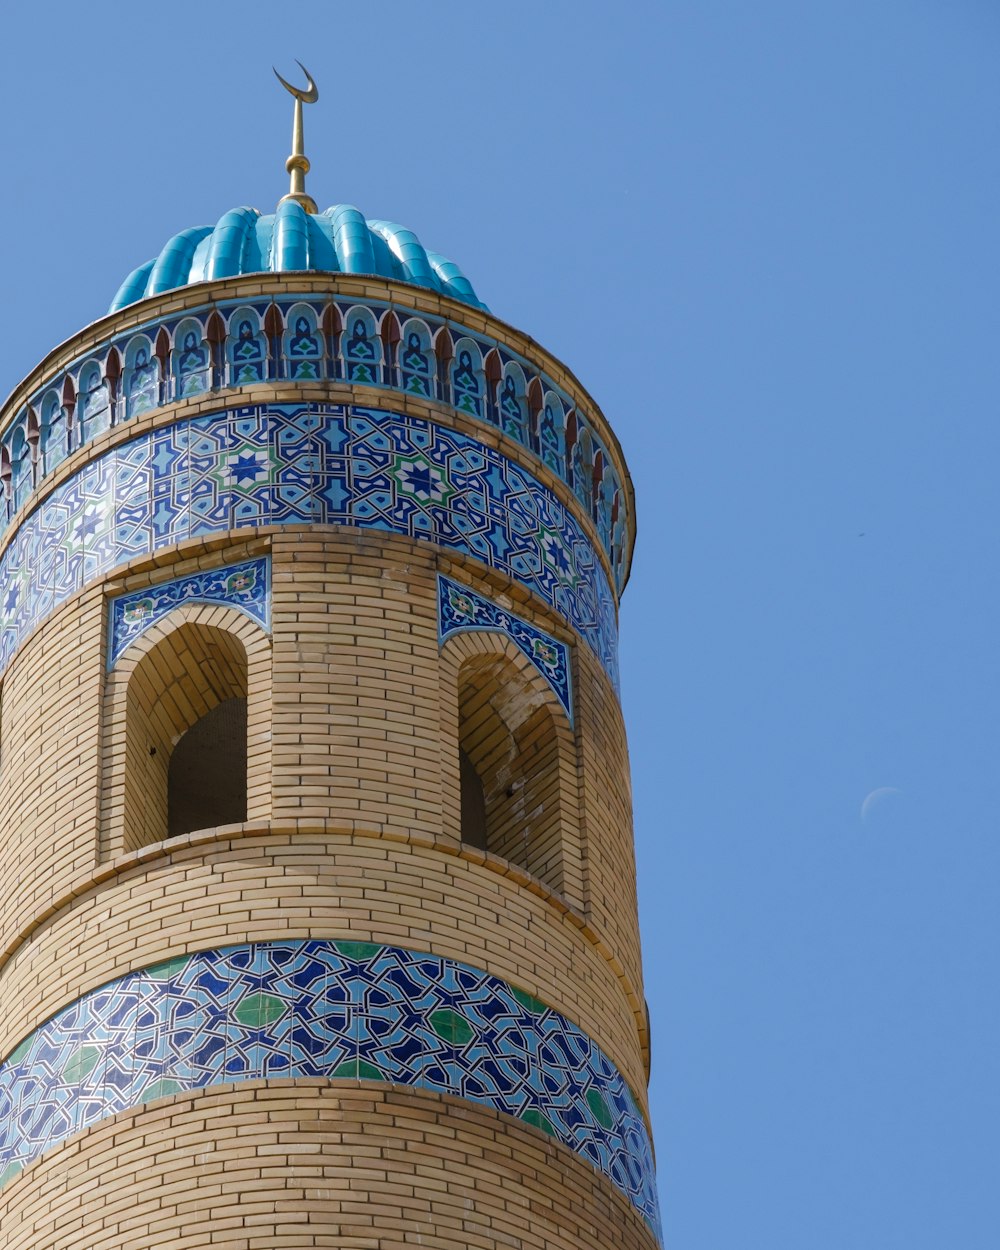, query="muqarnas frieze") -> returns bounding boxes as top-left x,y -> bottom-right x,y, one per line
0,405 -> 619,691
0,295 -> 630,590
108,557 -> 270,668
0,941 -> 662,1240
